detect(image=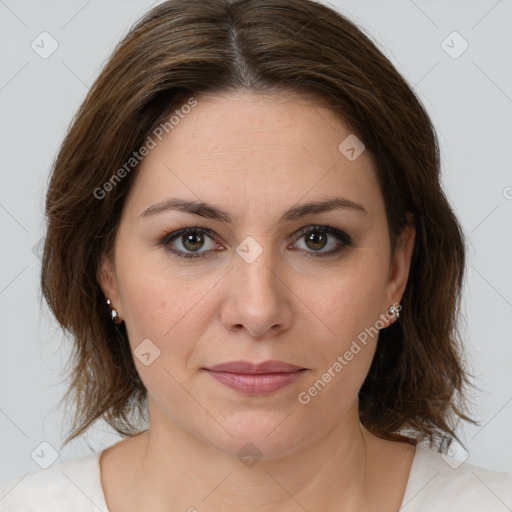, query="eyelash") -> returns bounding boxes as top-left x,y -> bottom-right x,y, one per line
158,224 -> 353,260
